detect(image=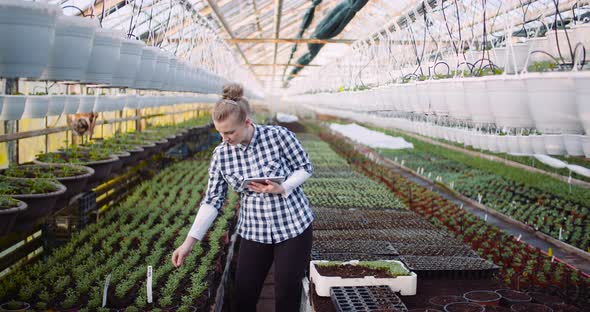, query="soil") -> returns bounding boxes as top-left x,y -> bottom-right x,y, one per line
464,291 -> 501,302
409,309 -> 444,312
444,302 -> 485,312
526,292 -> 564,305
510,303 -> 553,312
484,306 -> 510,312
314,263 -> 395,278
548,303 -> 581,312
